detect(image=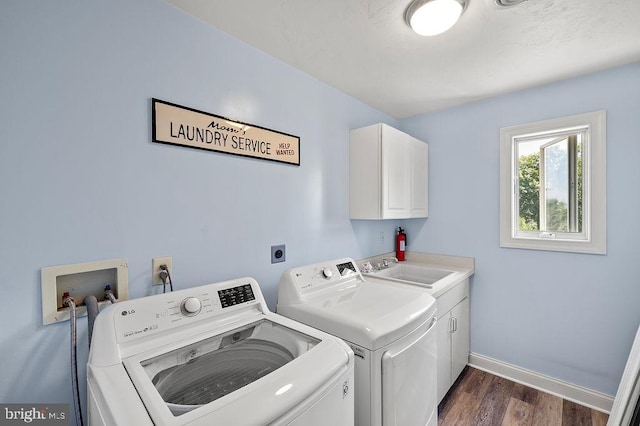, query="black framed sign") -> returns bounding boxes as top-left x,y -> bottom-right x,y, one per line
152,98 -> 300,166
